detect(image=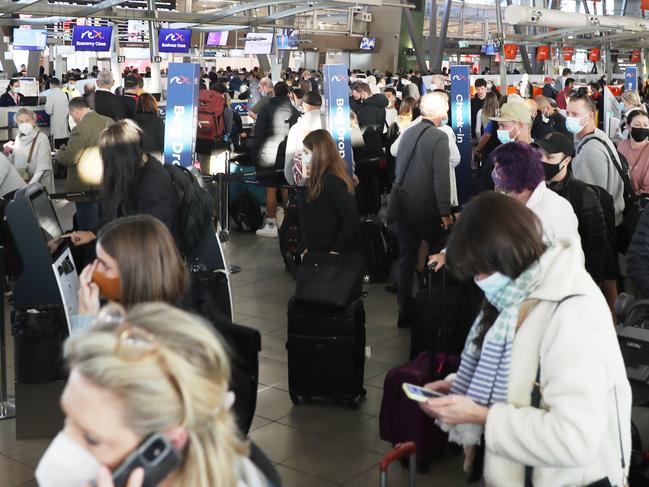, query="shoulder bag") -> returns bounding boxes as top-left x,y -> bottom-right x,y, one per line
385,125 -> 432,224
